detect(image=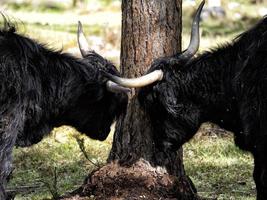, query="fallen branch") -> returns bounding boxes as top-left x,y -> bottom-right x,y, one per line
6,184 -> 44,194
